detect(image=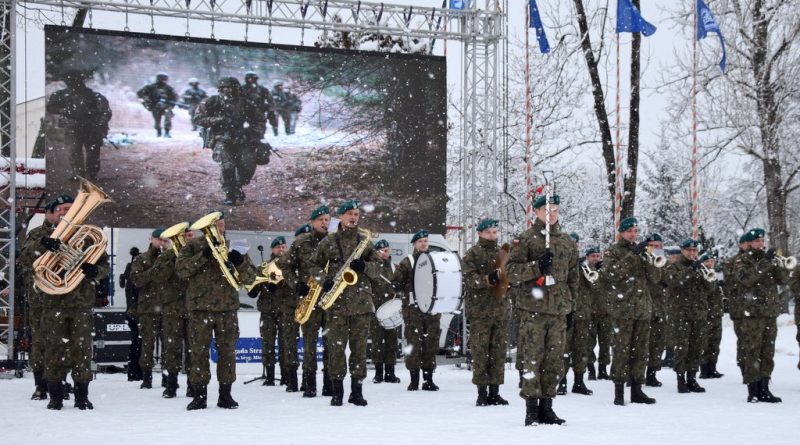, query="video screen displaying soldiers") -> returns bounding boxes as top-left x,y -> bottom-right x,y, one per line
43,26 -> 447,233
